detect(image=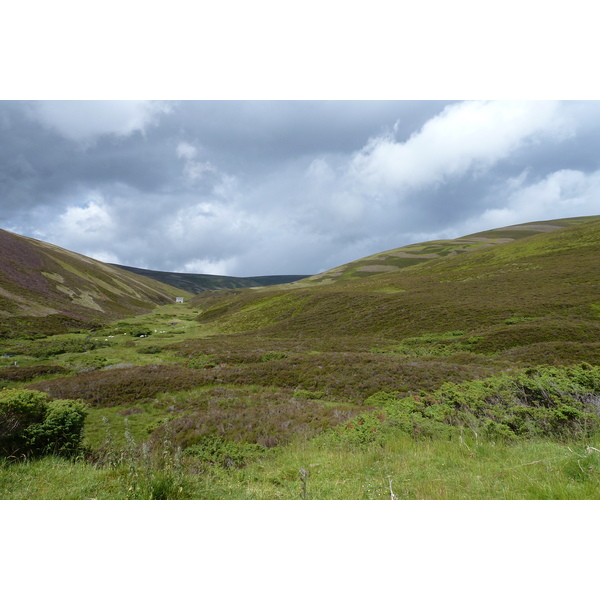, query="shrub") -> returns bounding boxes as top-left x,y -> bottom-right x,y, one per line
0,364 -> 69,382
28,364 -> 212,407
330,414 -> 384,446
136,346 -> 164,355
364,391 -> 399,406
0,389 -> 87,459
70,356 -> 107,372
326,364 -> 600,445
26,400 -> 87,456
186,355 -> 218,369
292,389 -> 325,400
504,316 -> 536,325
430,363 -> 600,438
104,323 -> 153,338
184,435 -> 265,468
260,351 -> 288,362
151,387 -> 363,449
125,327 -> 152,338
21,339 -> 109,358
